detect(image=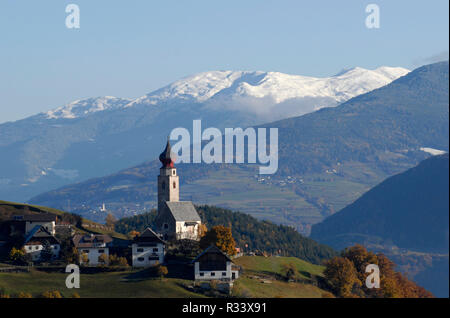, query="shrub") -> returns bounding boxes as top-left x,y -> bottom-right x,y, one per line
156,265 -> 168,279
41,290 -> 62,298
9,247 -> 26,264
